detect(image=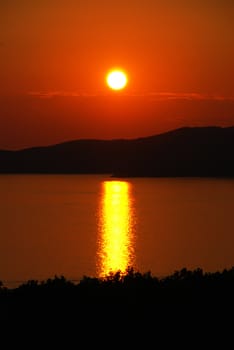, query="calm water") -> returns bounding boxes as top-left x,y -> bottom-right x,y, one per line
1,174 -> 234,287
